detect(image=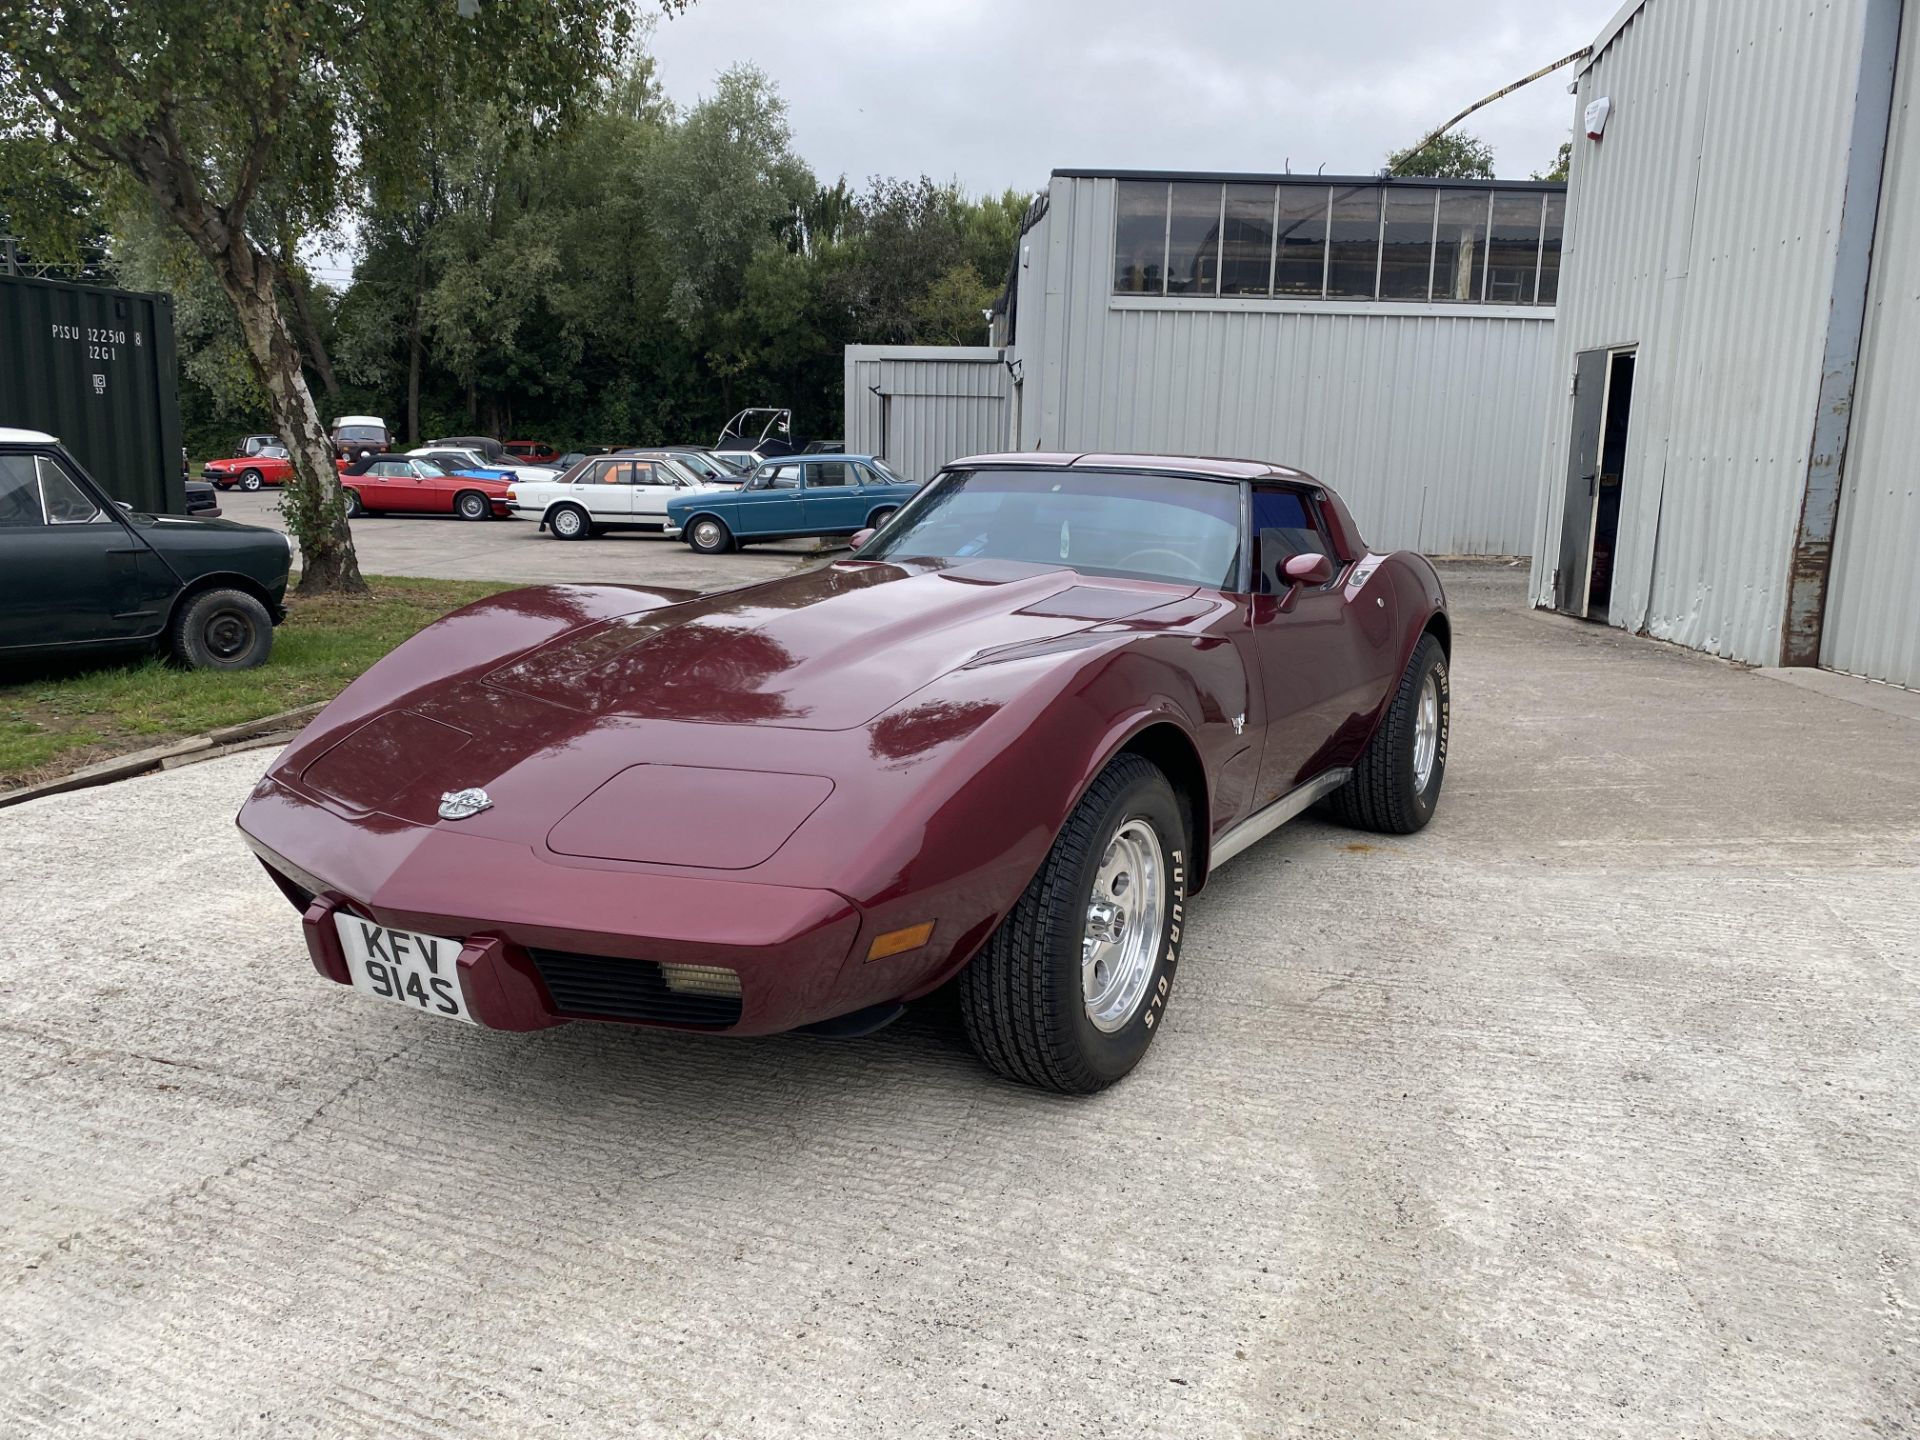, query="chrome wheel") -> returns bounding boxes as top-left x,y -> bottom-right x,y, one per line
1082,817 -> 1166,1033
1412,671 -> 1440,793
692,519 -> 724,550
